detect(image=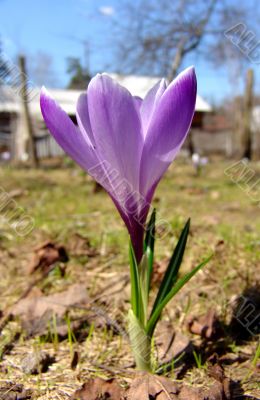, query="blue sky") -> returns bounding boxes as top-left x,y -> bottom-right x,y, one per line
0,0 -> 259,104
